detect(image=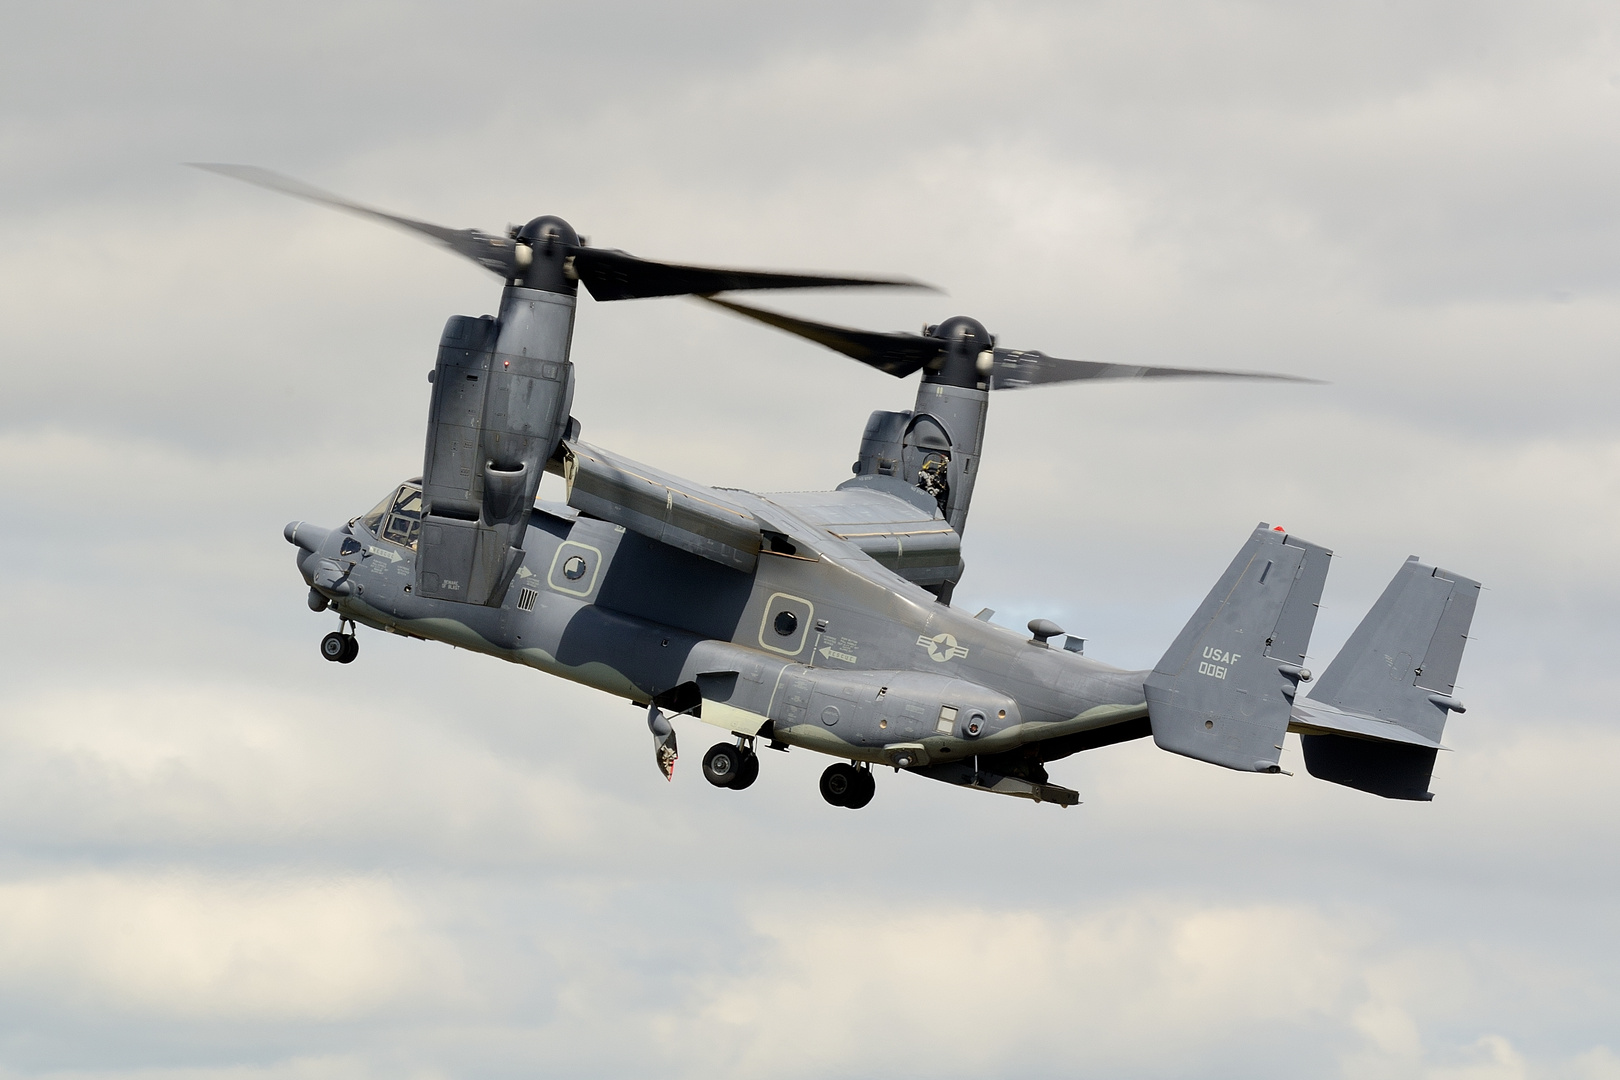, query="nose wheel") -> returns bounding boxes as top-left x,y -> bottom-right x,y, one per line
820,762 -> 875,809
703,739 -> 760,790
320,623 -> 359,664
